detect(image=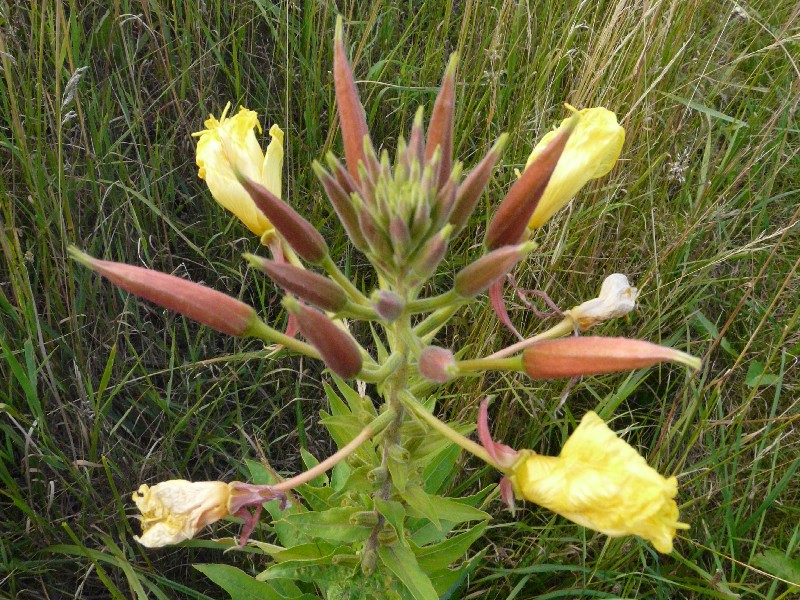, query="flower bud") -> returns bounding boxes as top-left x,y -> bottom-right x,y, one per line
367,466 -> 388,484
425,54 -> 458,191
376,525 -> 399,545
238,174 -> 329,264
357,202 -> 392,259
454,242 -> 535,297
283,297 -> 363,378
349,510 -> 380,528
313,160 -> 369,252
418,346 -> 456,383
334,15 -> 371,184
372,290 -> 405,323
522,336 -> 702,379
410,224 -> 452,282
450,133 -> 508,232
244,254 -> 347,312
485,113 -> 578,249
565,274 -> 637,331
69,247 -> 257,337
387,444 -> 410,463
